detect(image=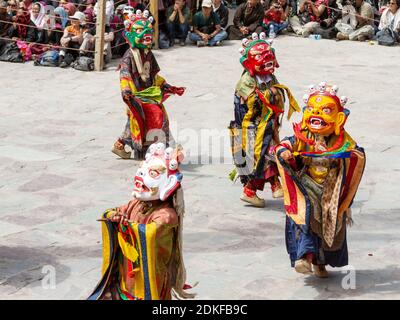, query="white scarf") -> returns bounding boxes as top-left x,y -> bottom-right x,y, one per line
30,2 -> 46,28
